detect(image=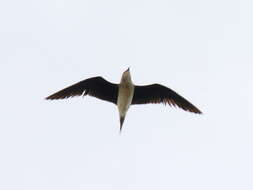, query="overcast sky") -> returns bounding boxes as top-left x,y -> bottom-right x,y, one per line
0,0 -> 252,189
